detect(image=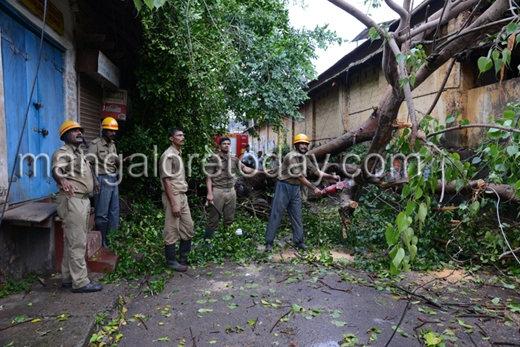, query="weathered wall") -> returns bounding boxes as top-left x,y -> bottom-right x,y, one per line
313,85 -> 344,145
347,64 -> 386,129
464,77 -> 520,145
0,0 -> 75,280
